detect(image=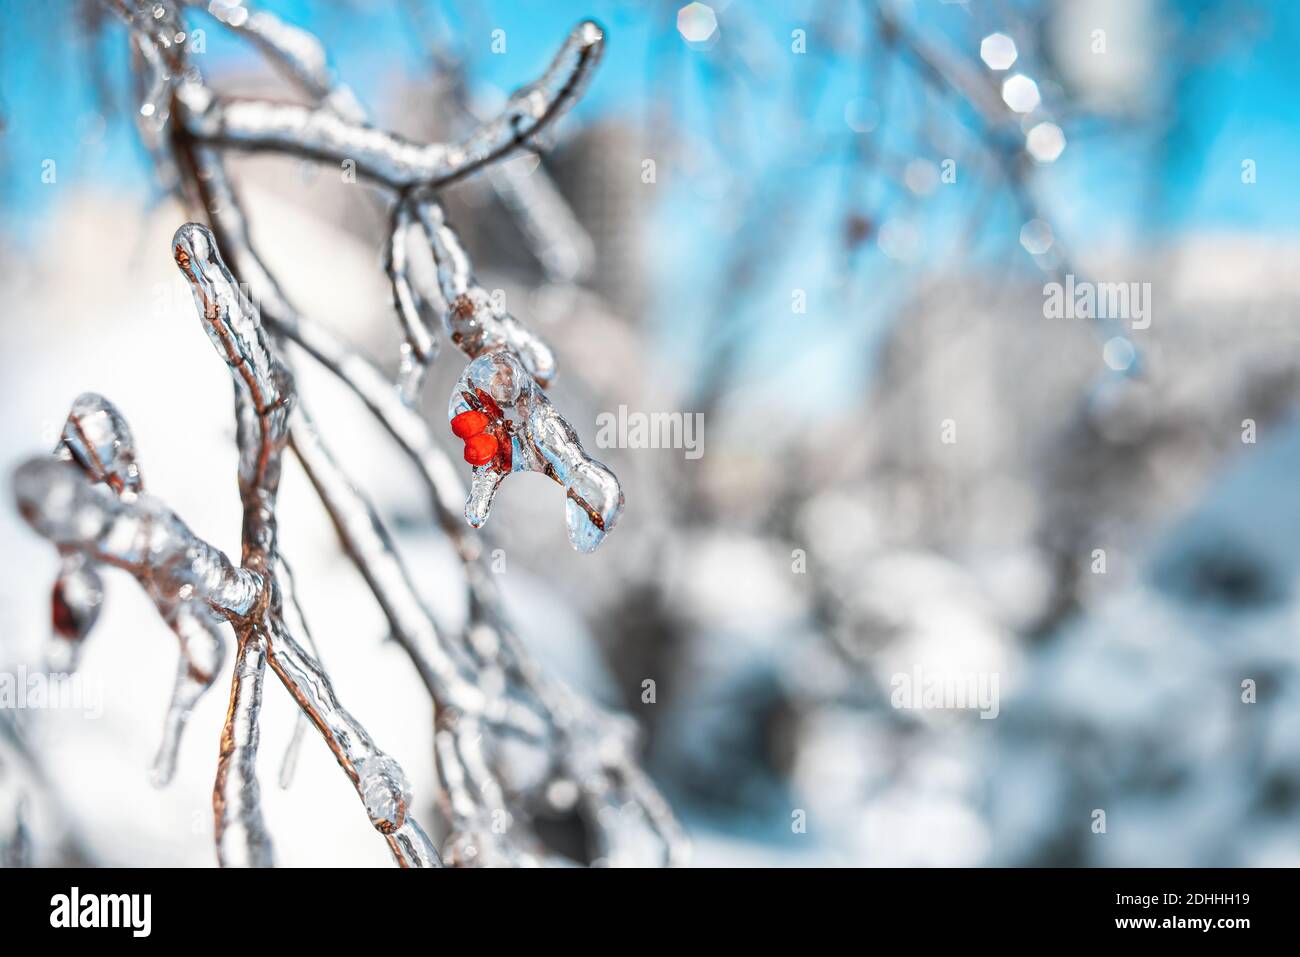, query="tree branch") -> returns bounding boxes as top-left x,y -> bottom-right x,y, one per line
184,21 -> 604,191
